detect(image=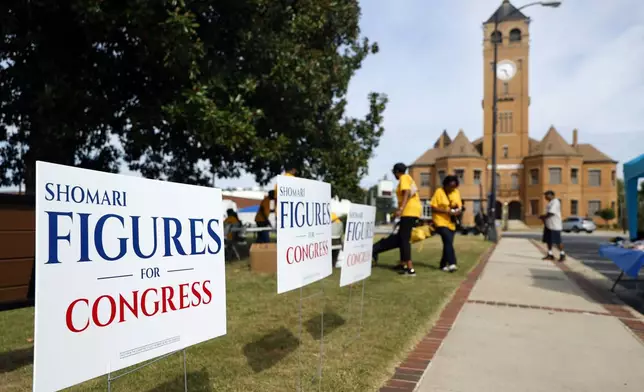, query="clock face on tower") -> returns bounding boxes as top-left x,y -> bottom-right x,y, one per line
497,60 -> 517,81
